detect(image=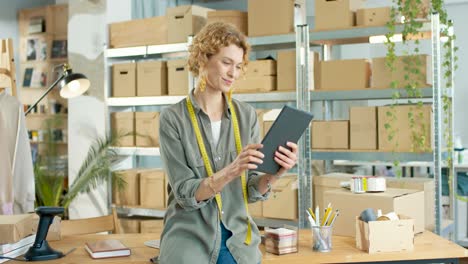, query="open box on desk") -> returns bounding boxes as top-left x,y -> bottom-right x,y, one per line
356,215 -> 414,254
